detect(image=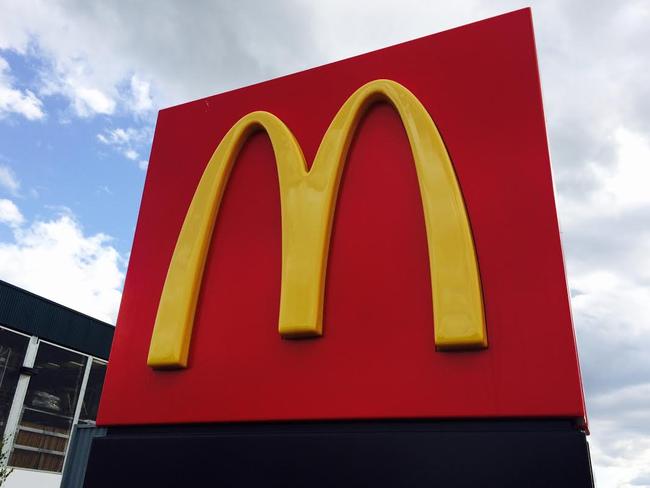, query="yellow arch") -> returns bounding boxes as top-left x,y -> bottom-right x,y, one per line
147,79 -> 486,369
